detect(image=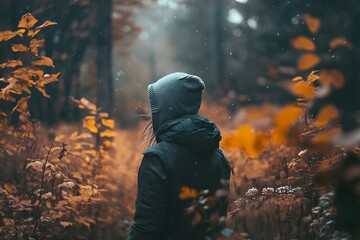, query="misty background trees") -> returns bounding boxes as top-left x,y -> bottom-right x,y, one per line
0,0 -> 359,130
